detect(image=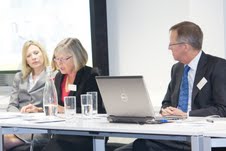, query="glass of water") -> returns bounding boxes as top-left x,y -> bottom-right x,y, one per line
81,94 -> 93,117
44,104 -> 58,116
87,92 -> 98,115
64,96 -> 76,120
